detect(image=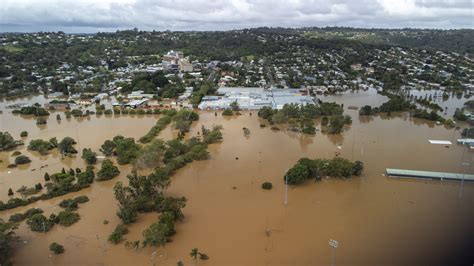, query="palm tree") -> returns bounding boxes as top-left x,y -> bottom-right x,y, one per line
190,248 -> 199,266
